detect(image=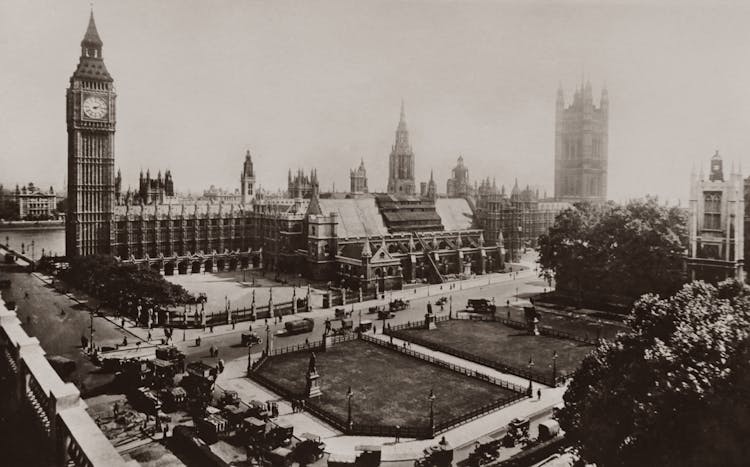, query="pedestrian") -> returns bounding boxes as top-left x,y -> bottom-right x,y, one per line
163,424 -> 169,439
196,336 -> 202,346
210,325 -> 214,333
147,331 -> 152,341
537,389 -> 541,401
121,318 -> 125,328
113,401 -> 119,417
122,336 -> 128,347
81,335 -> 88,349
